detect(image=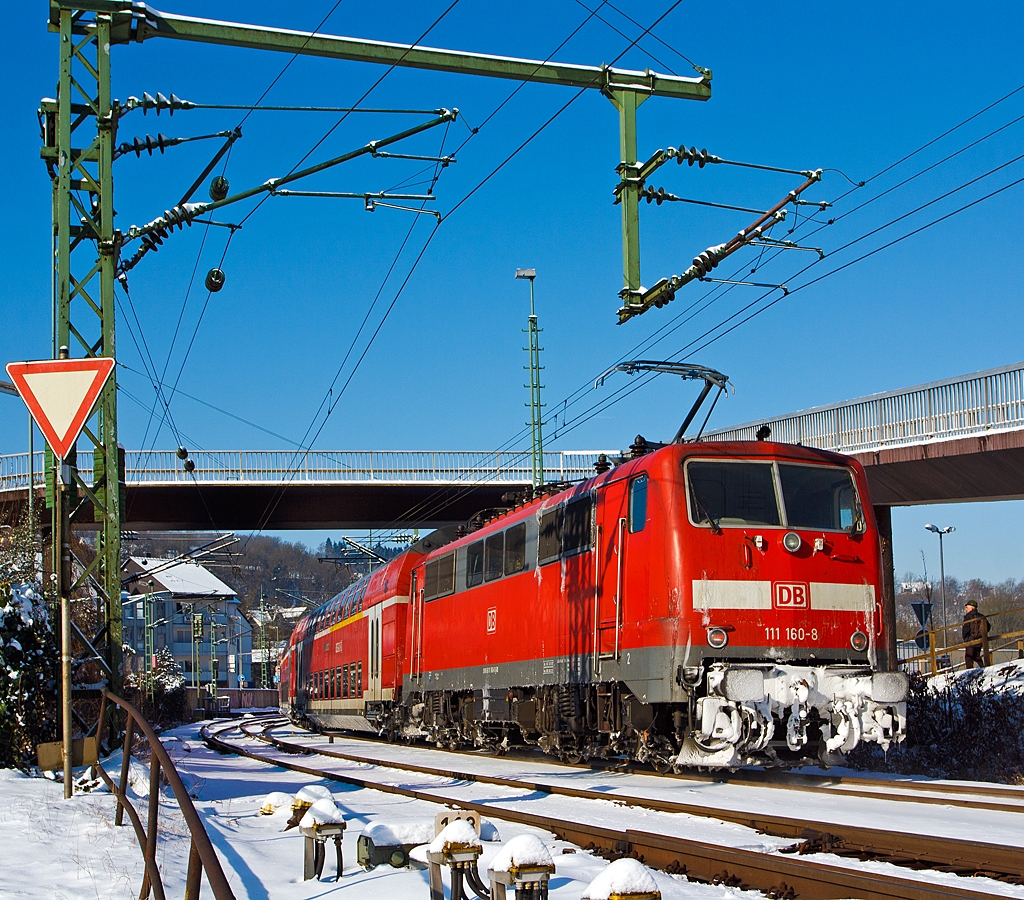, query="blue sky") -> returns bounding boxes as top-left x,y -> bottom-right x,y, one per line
3,1 -> 1023,583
